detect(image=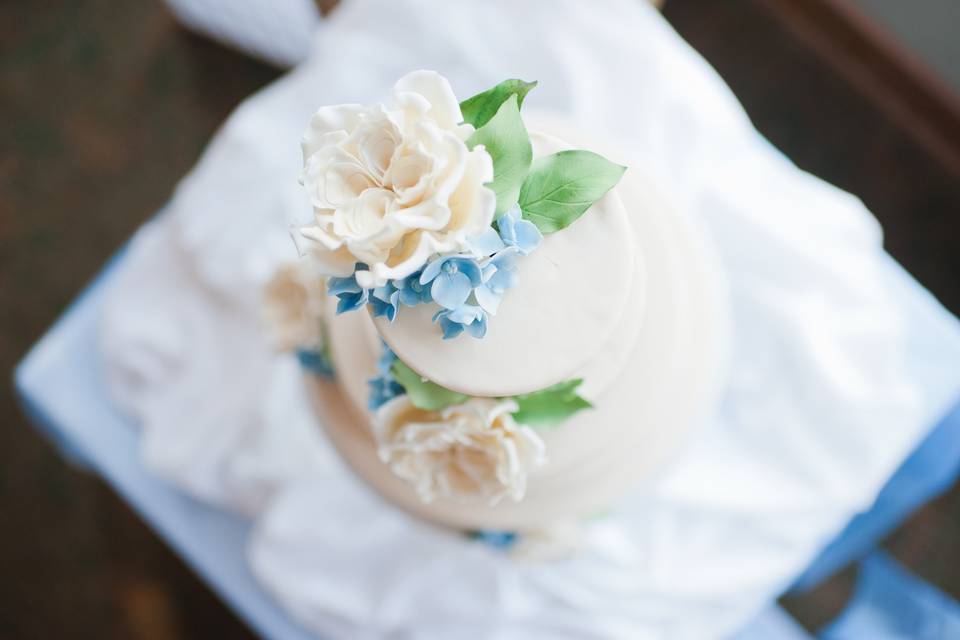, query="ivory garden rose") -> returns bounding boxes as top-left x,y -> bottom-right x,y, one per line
373,396 -> 546,505
261,259 -> 328,352
297,71 -> 496,289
